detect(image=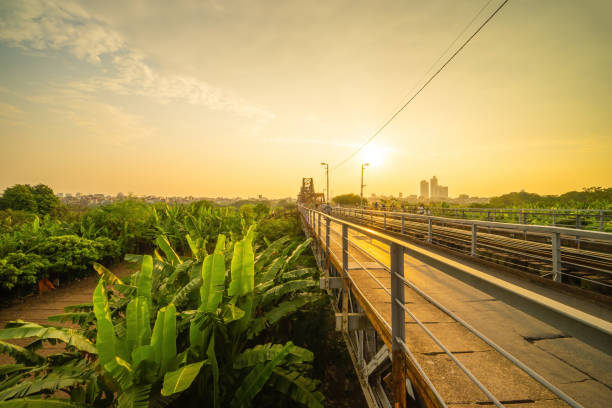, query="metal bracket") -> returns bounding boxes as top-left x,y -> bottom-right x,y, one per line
336,313 -> 369,331
320,277 -> 344,290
